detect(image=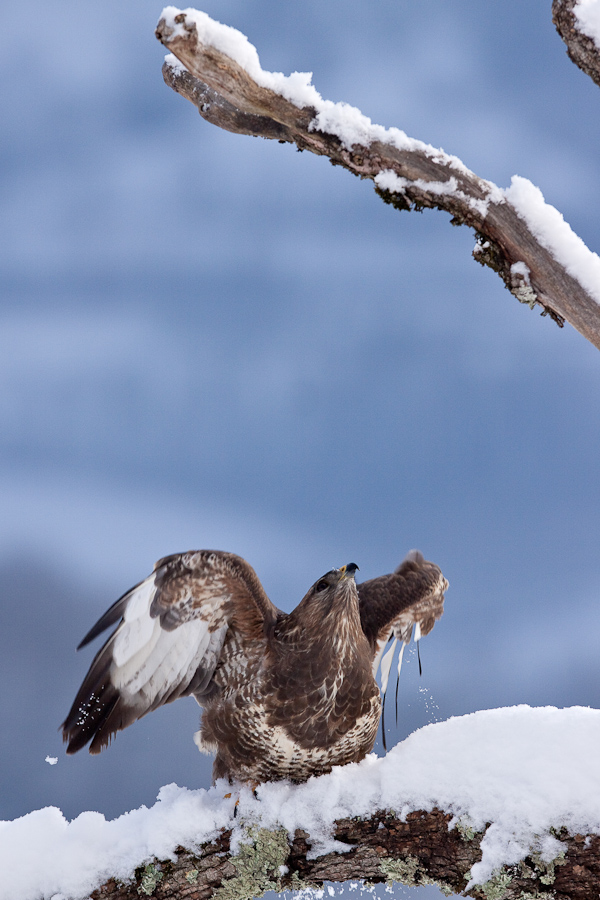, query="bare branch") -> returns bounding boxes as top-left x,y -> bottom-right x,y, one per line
89,810 -> 600,900
553,0 -> 600,88
155,10 -> 600,351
